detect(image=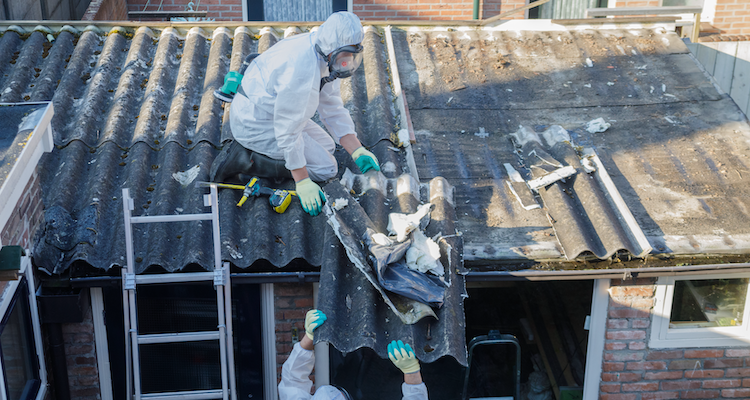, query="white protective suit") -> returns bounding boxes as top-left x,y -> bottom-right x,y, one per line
279,342 -> 429,400
229,12 -> 363,182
